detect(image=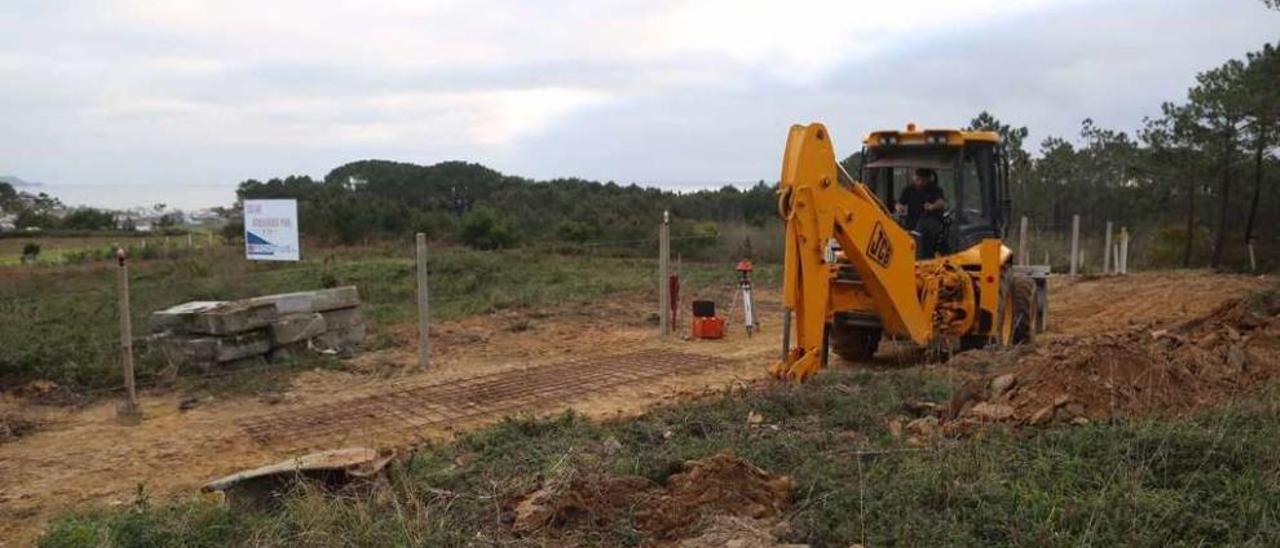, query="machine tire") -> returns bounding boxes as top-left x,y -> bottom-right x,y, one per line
1000,275 -> 1037,345
830,324 -> 882,363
